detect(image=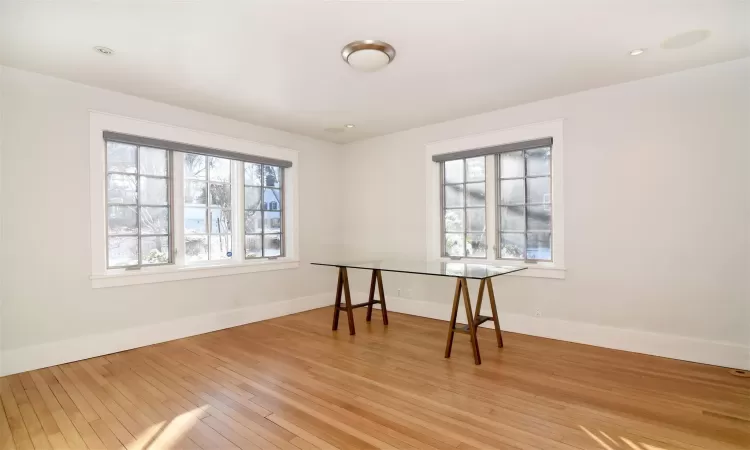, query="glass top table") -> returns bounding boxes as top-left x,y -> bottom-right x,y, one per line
312,259 -> 525,365
311,259 -> 526,279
